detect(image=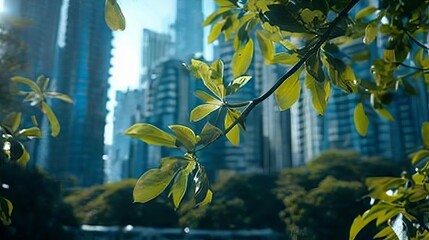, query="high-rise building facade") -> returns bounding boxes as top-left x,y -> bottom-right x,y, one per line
107,89 -> 146,182
175,0 -> 204,60
141,29 -> 172,87
38,0 -> 113,186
